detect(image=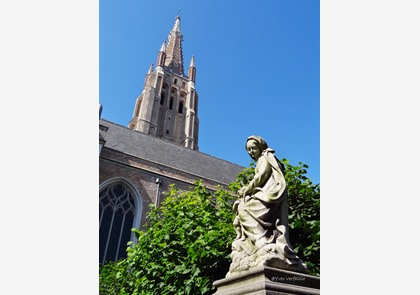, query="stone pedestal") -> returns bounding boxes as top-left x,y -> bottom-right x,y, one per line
213,266 -> 320,295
